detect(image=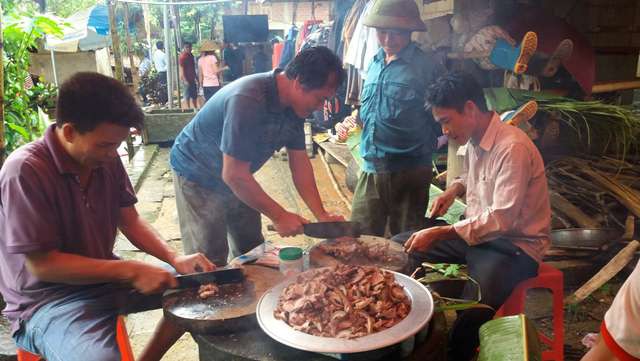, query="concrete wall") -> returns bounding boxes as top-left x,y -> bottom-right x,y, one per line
30,51 -> 99,84
226,1 -> 332,29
